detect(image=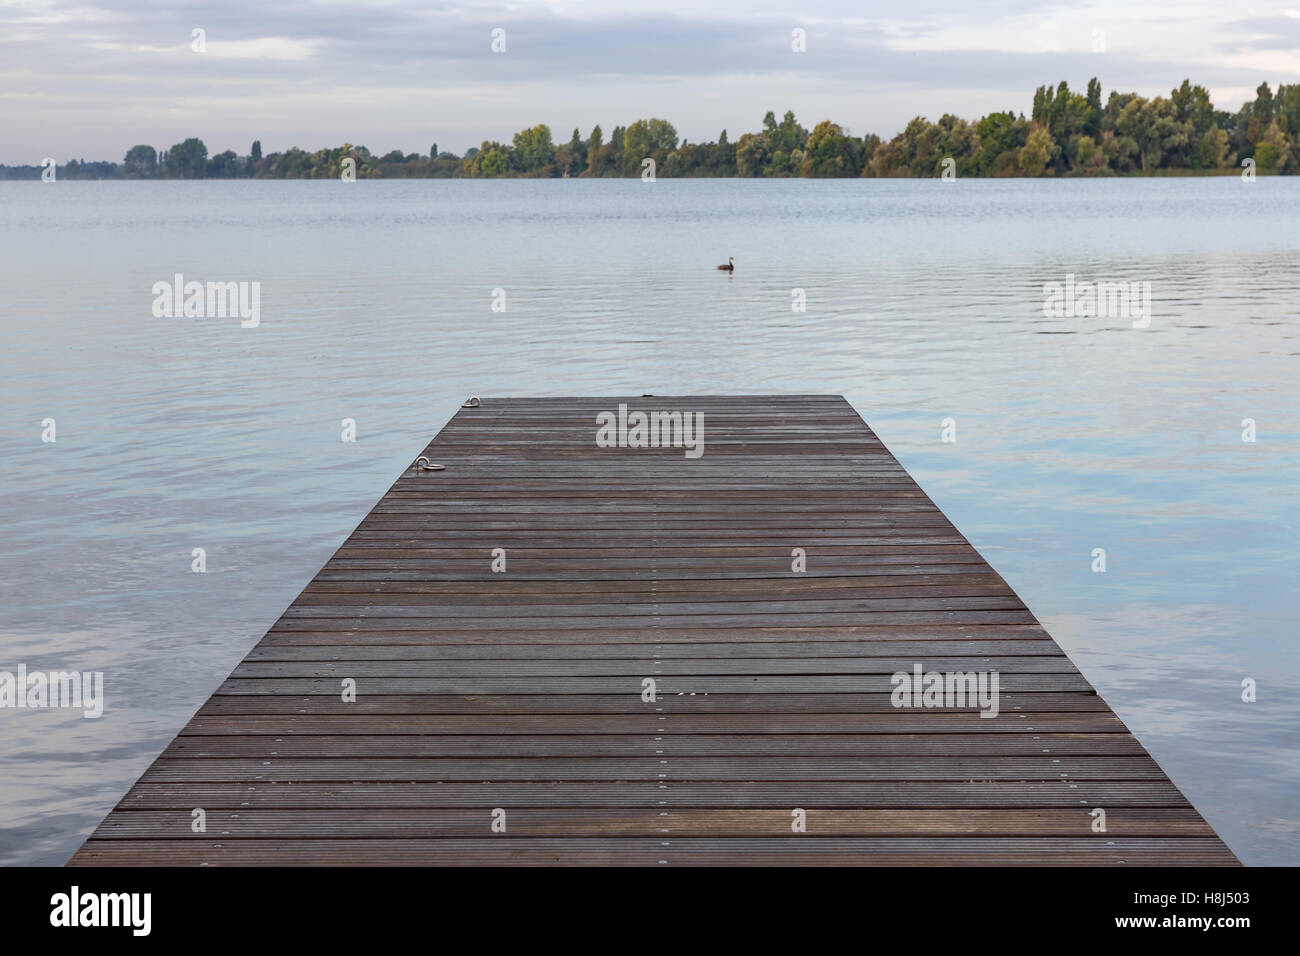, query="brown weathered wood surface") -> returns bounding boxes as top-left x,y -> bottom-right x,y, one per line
69,395 -> 1237,866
